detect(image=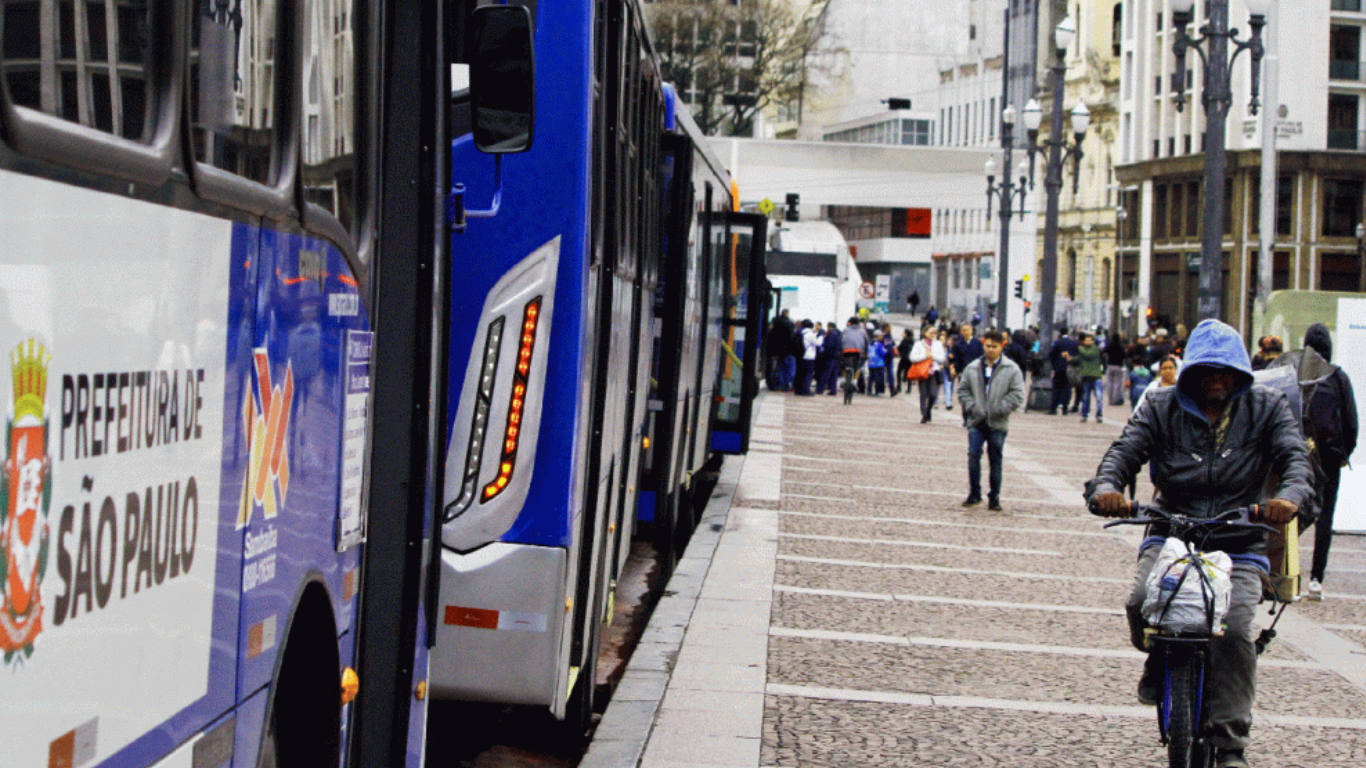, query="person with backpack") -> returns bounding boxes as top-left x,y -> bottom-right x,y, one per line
1271,323 -> 1359,601
839,317 -> 870,403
